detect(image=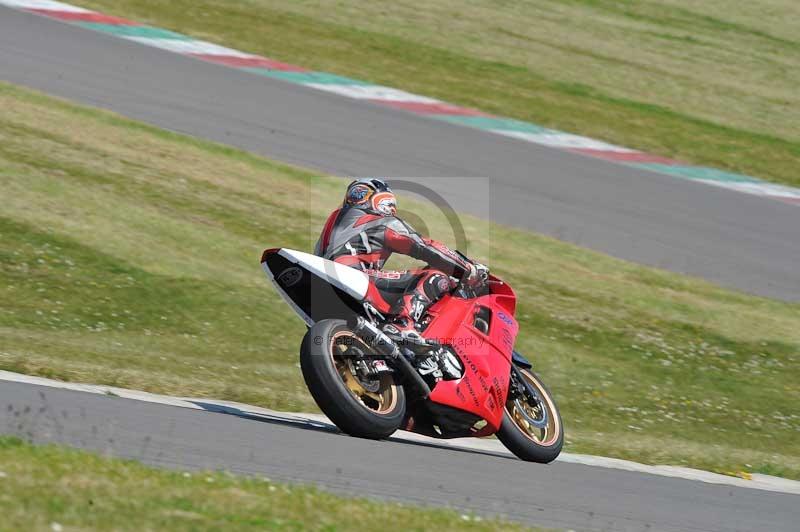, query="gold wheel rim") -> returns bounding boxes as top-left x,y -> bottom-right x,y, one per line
330,331 -> 398,415
505,369 -> 560,446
